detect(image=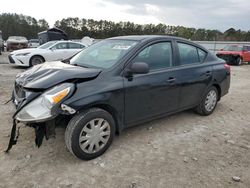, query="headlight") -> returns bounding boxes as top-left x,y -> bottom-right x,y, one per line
16,53 -> 31,56
15,83 -> 74,122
